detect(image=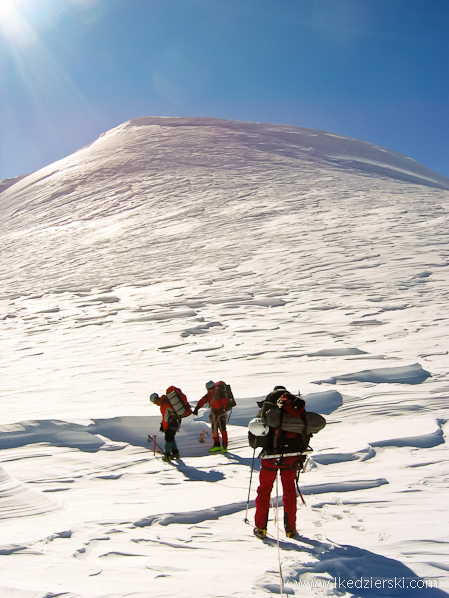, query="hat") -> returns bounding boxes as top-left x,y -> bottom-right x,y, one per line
206,380 -> 215,390
273,385 -> 286,391
150,393 -> 159,403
